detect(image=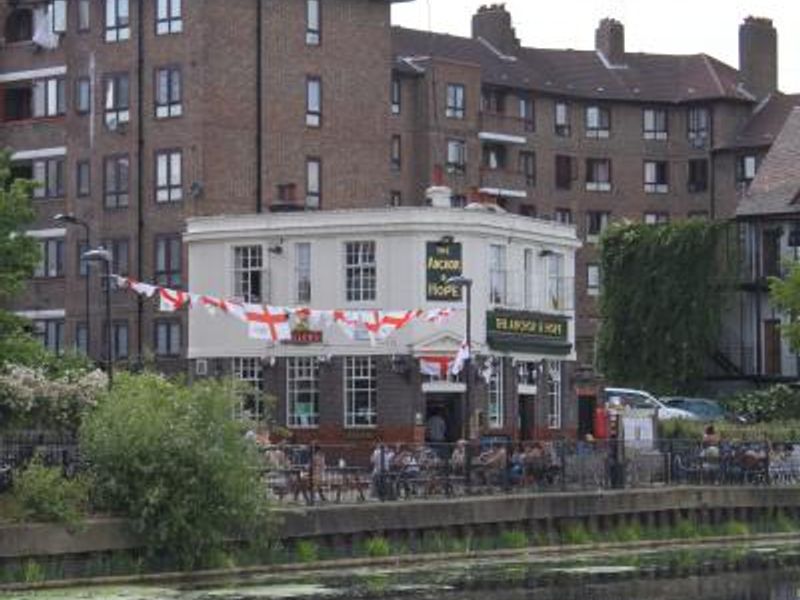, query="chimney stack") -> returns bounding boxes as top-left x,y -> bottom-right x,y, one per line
472,4 -> 519,56
595,18 -> 625,67
739,16 -> 778,100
